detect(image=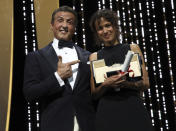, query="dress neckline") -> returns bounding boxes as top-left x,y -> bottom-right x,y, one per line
103,43 -> 122,50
